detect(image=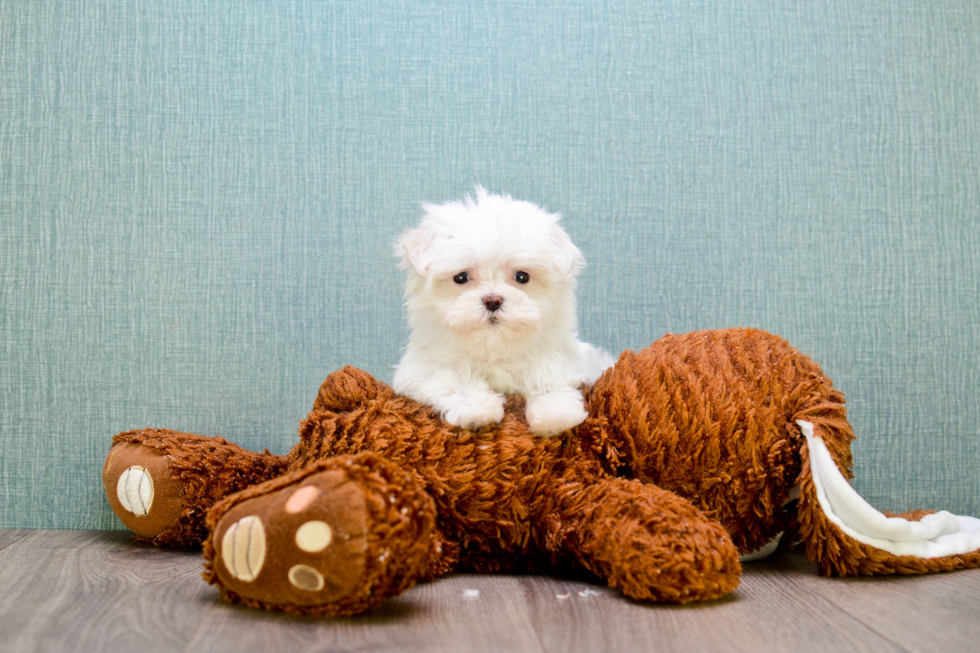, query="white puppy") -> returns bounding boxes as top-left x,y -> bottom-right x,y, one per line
393,187 -> 613,436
